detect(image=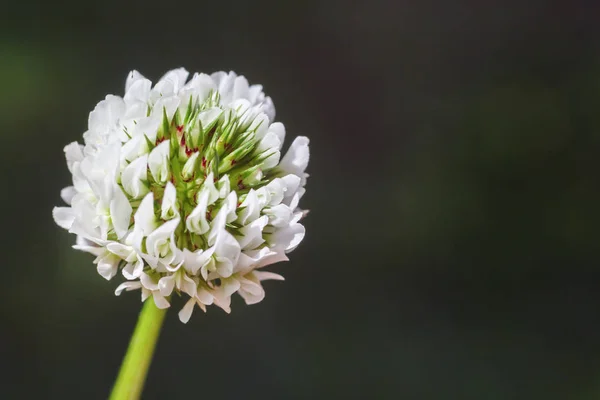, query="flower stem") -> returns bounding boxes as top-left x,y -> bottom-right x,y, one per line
109,300 -> 167,400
